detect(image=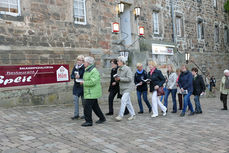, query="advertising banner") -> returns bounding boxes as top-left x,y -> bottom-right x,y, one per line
0,64 -> 70,88
152,43 -> 175,55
